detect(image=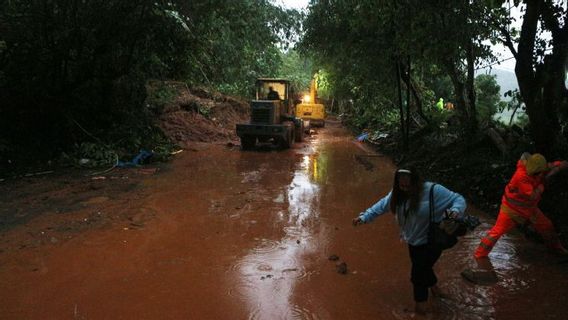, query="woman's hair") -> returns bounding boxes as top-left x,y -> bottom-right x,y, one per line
389,167 -> 423,214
